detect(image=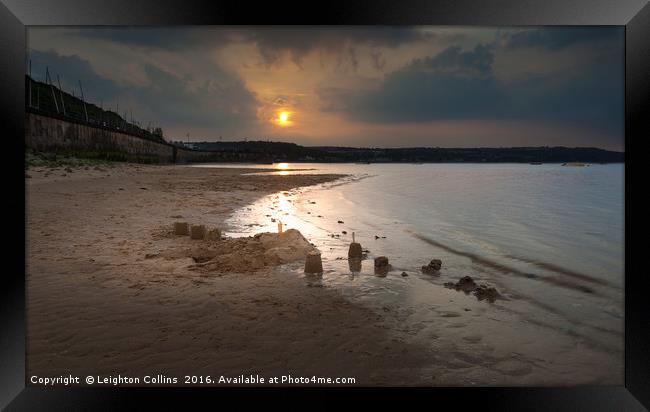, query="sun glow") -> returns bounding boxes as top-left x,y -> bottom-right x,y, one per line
274,111 -> 292,127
